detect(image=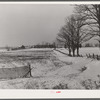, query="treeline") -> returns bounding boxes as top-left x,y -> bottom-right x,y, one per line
34,43 -> 56,48
6,45 -> 33,51
5,42 -> 56,51
11,45 -> 26,50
